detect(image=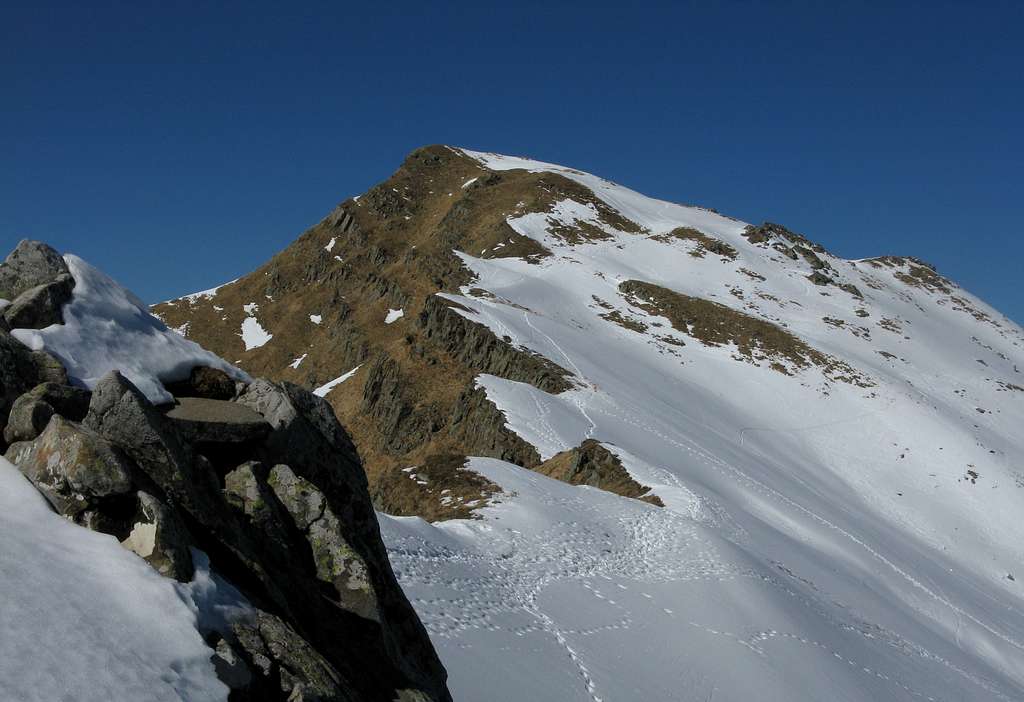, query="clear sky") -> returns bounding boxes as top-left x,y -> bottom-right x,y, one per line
2,1 -> 1021,322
